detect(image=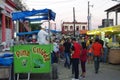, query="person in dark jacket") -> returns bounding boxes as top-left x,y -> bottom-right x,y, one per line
63,38 -> 71,69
